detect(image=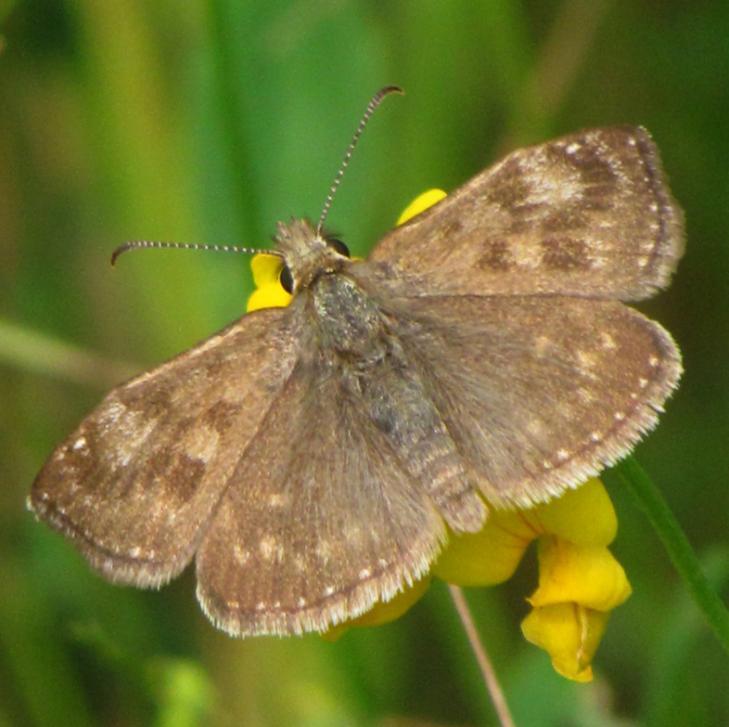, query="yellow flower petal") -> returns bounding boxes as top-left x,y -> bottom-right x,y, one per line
433,509 -> 537,586
251,253 -> 284,287
246,284 -> 292,312
321,576 -> 431,641
396,189 -> 447,225
521,603 -> 609,682
528,537 -> 632,612
521,478 -> 617,546
247,253 -> 293,312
